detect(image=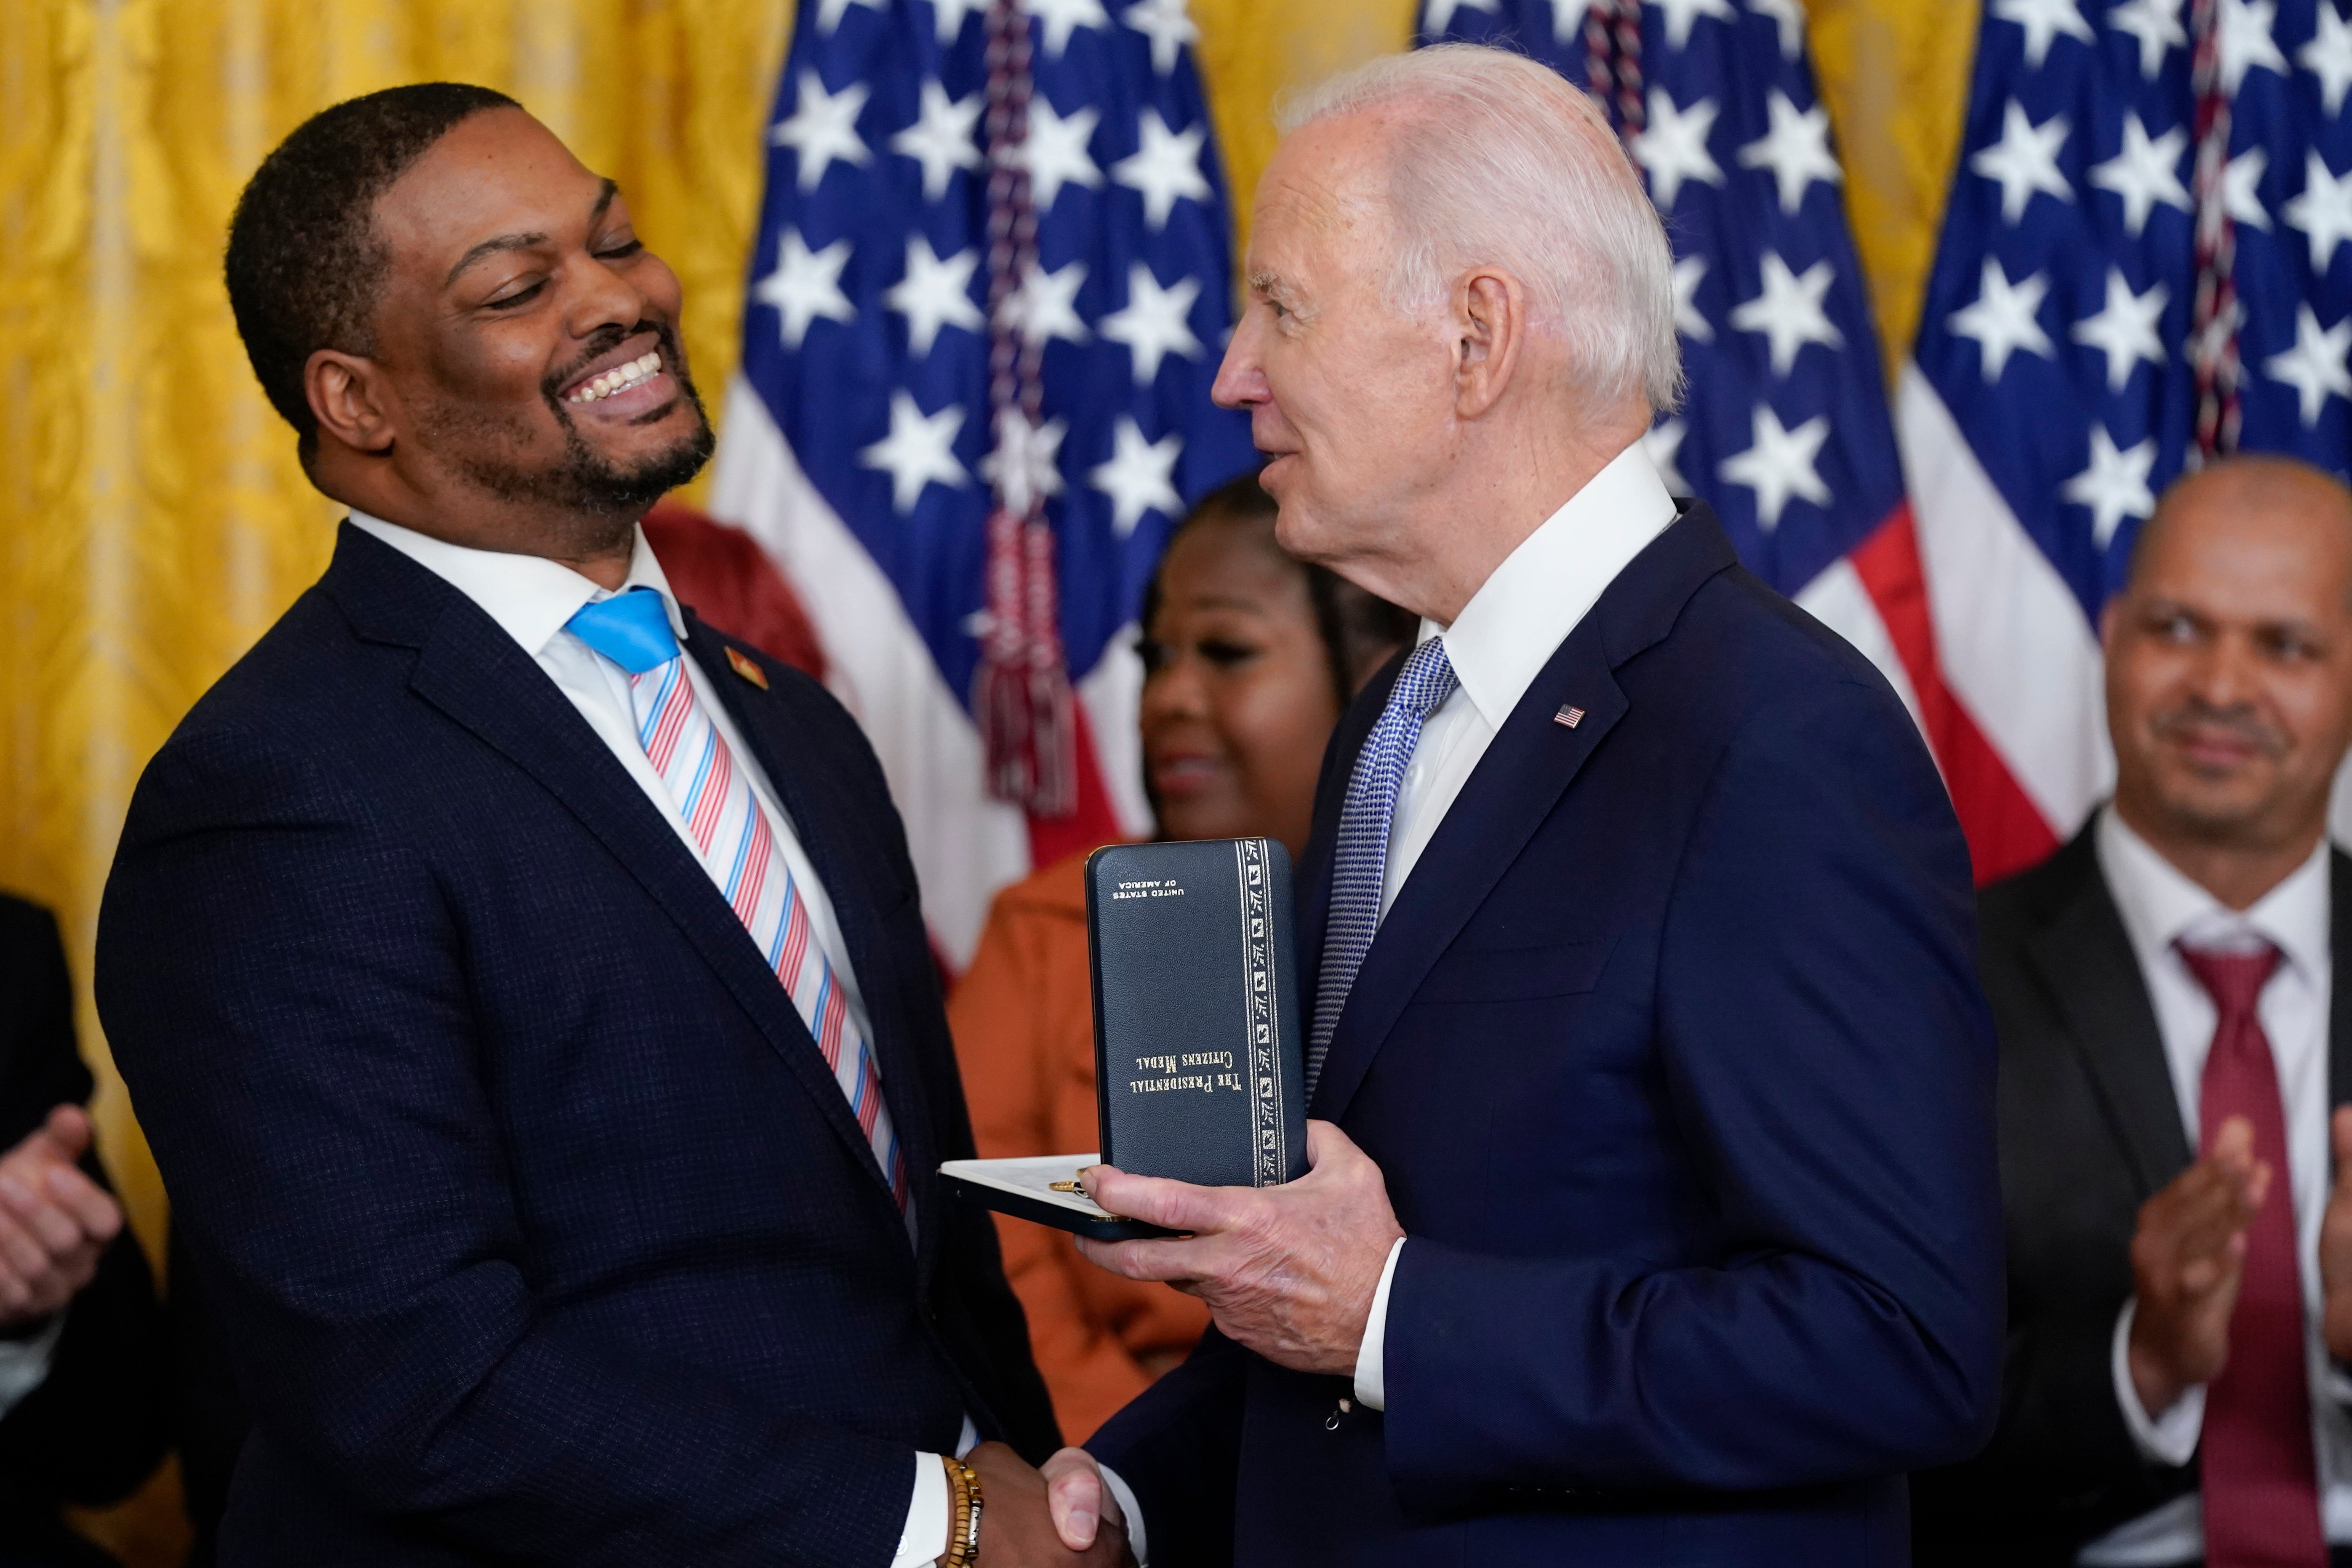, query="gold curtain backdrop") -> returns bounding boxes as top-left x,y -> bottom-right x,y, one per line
0,0 -> 1973,1554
